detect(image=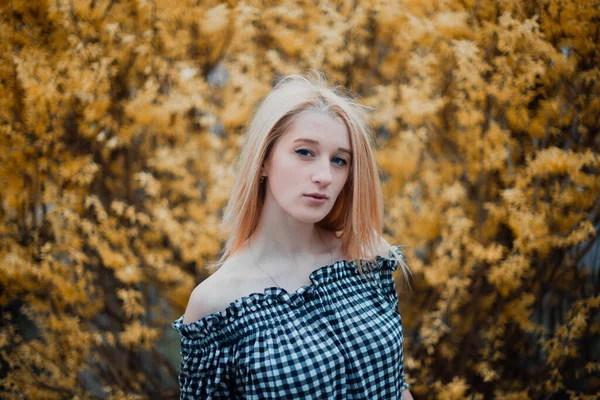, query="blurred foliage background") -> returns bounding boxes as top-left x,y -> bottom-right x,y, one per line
0,0 -> 599,399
